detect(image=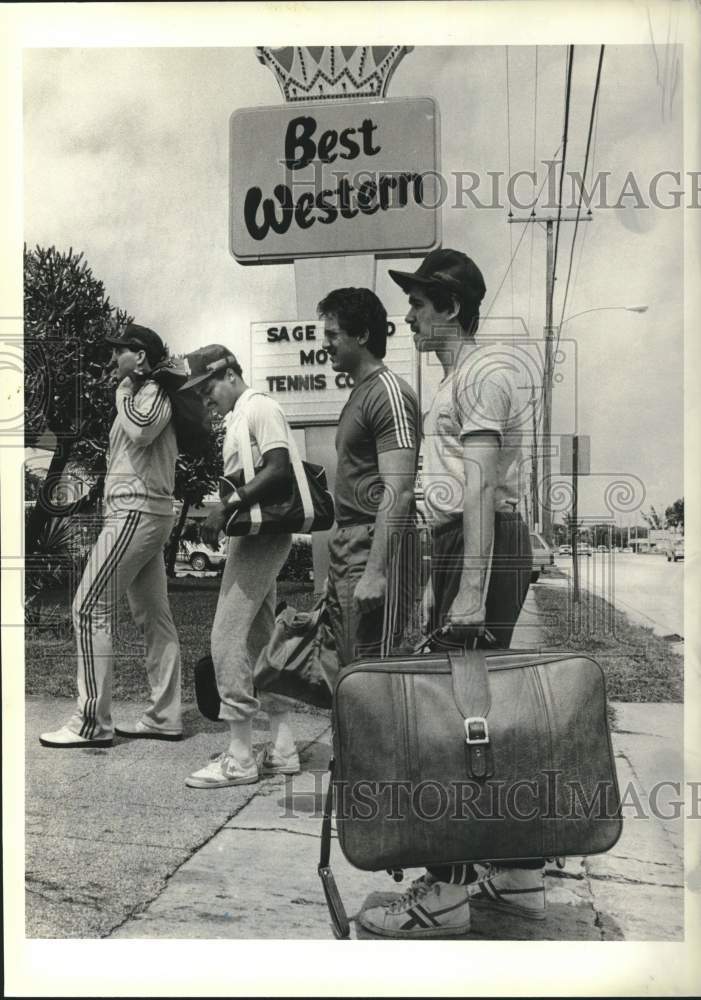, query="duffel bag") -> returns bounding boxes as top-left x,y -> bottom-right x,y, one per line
253,599 -> 339,709
318,647 -> 622,938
